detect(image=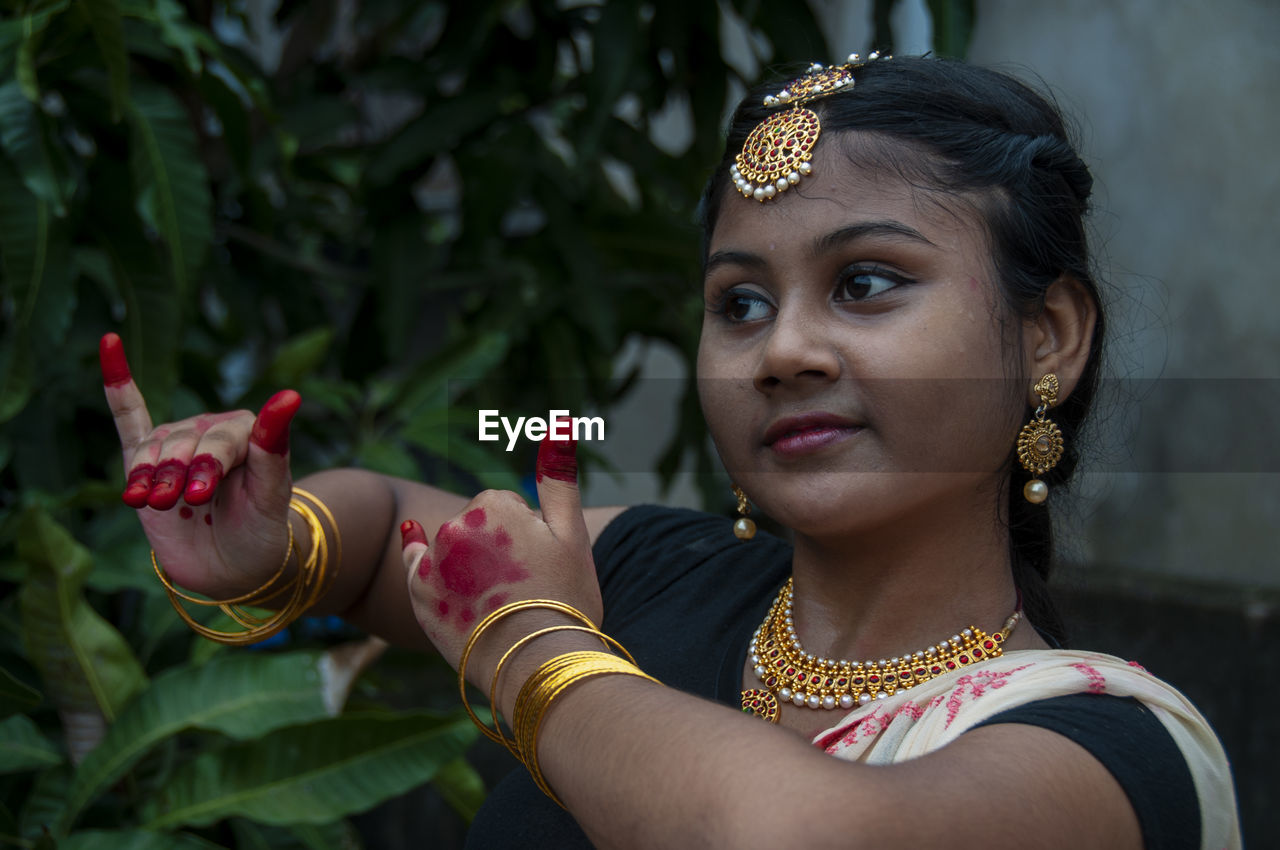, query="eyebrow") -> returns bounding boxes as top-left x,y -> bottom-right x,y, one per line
810,220 -> 937,258
704,220 -> 937,277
